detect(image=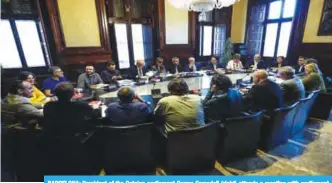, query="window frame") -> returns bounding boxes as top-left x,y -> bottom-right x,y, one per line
0,1 -> 50,69
261,0 -> 296,58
